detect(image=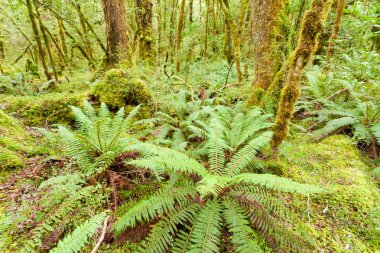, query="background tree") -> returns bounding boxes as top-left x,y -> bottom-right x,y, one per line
101,0 -> 130,66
